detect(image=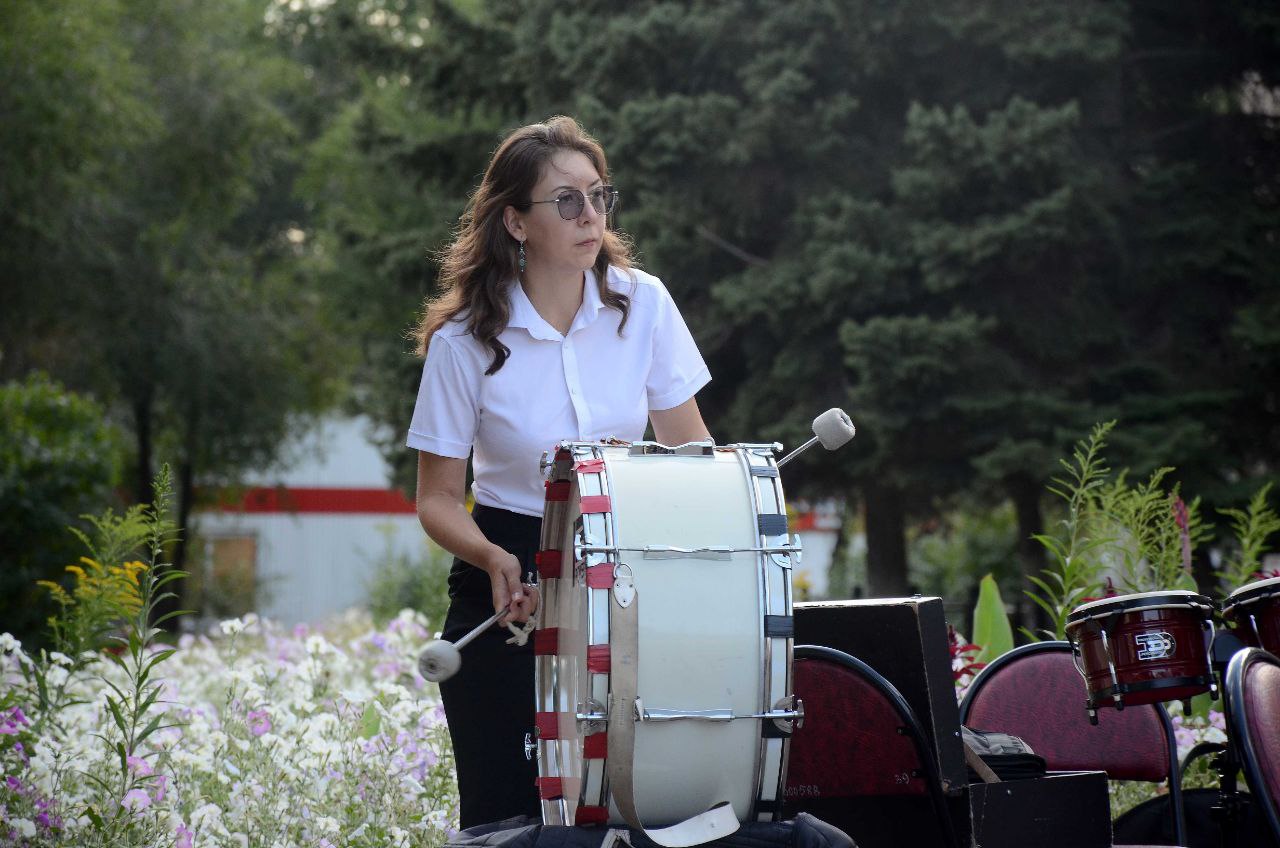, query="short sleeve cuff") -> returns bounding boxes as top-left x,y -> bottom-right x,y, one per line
406,429 -> 472,458
647,367 -> 711,411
